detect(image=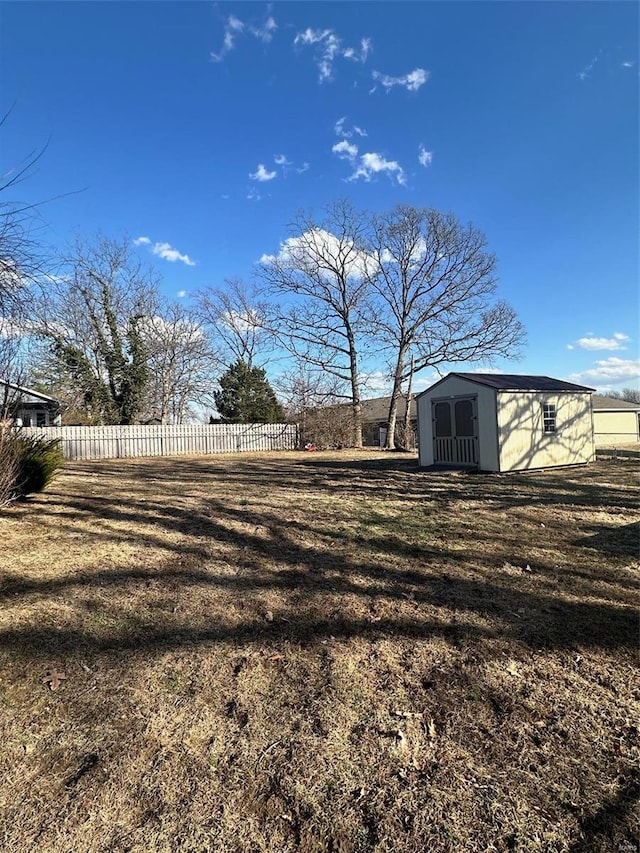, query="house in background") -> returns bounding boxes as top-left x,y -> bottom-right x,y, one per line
417,373 -> 595,472
0,380 -> 63,427
592,395 -> 640,446
360,395 -> 417,447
